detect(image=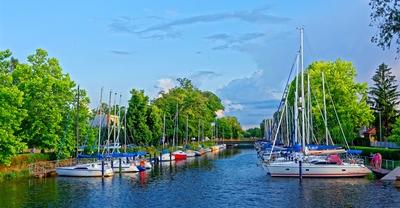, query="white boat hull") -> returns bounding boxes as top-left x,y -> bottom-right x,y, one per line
56,163 -> 113,177
112,160 -> 139,172
159,153 -> 175,161
264,161 -> 371,177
